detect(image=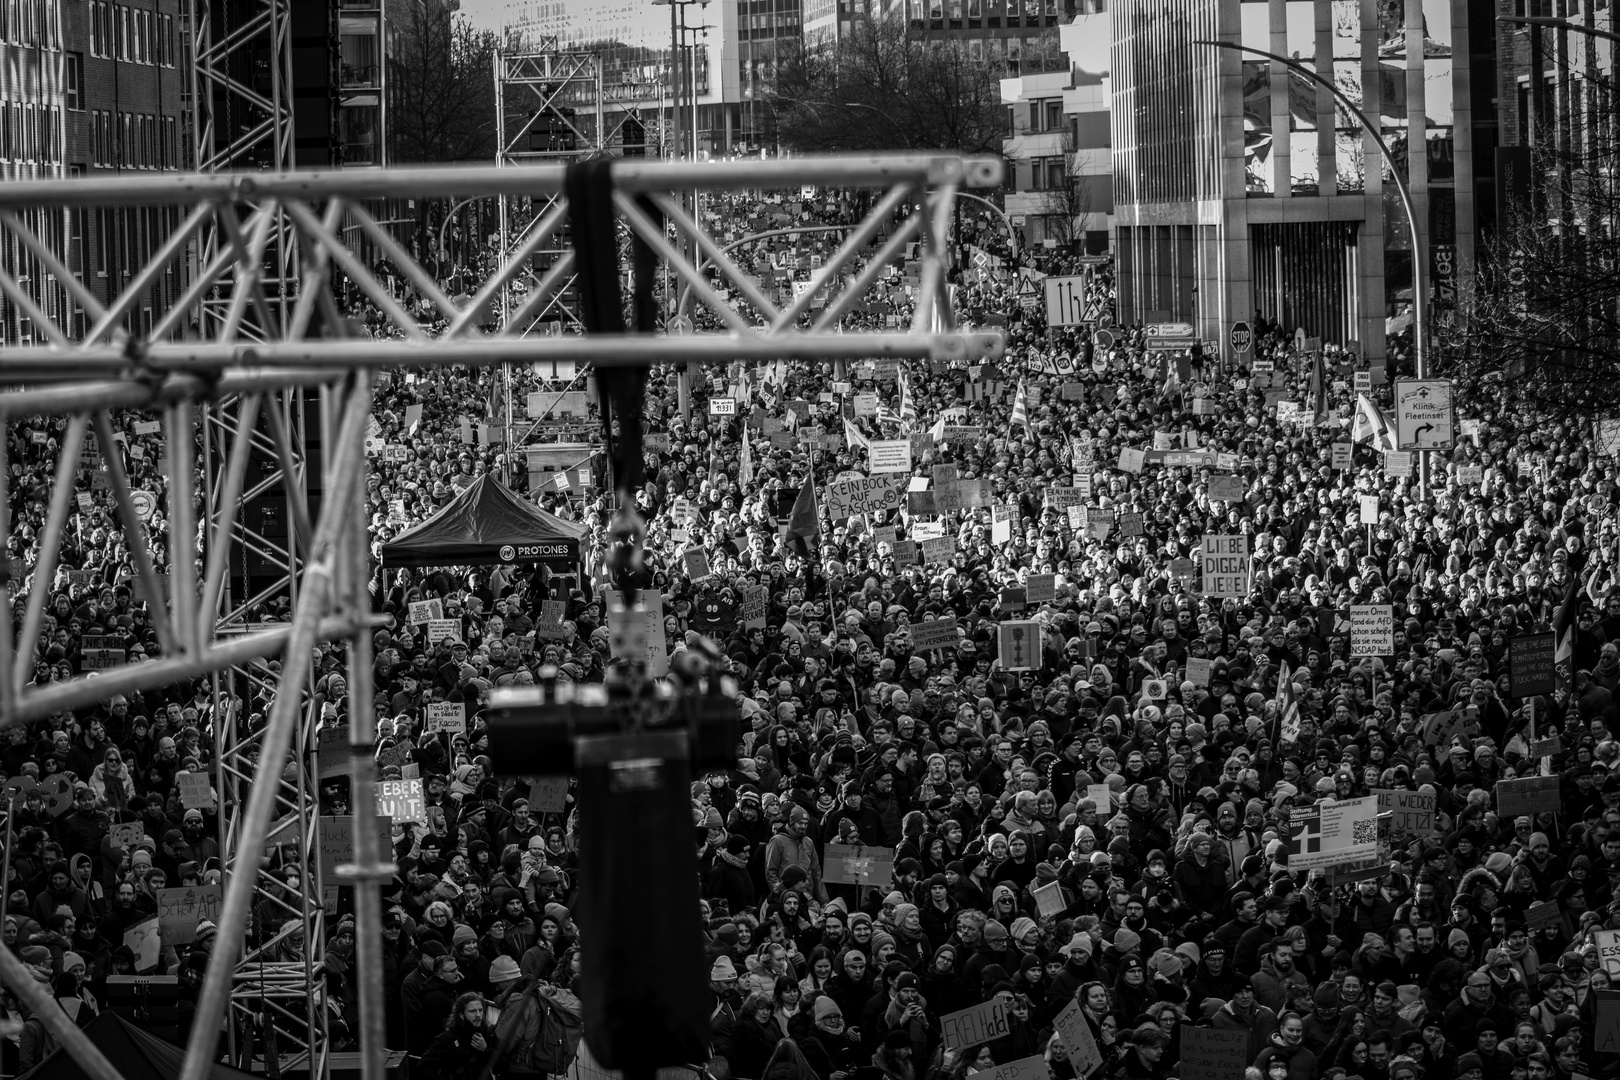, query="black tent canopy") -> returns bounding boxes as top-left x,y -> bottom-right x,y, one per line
381,475 -> 587,570
17,1010 -> 261,1080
